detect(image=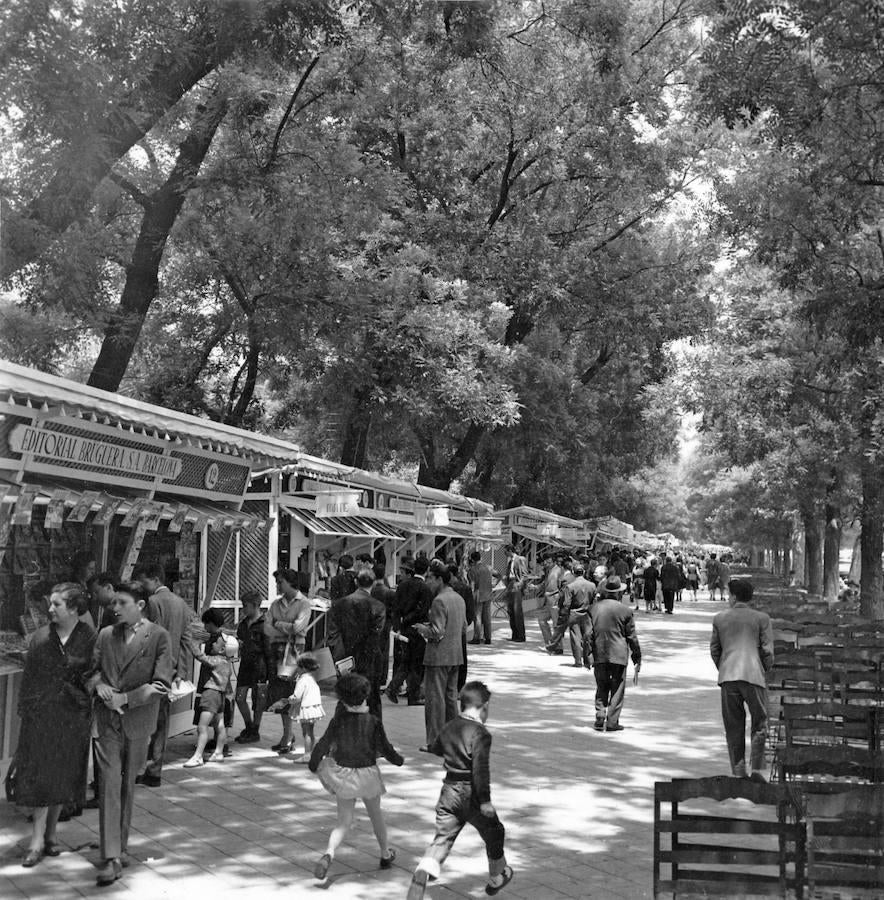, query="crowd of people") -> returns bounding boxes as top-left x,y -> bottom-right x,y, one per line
7,541 -> 744,894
